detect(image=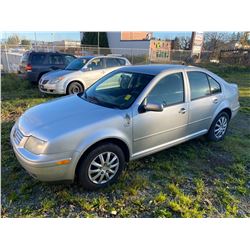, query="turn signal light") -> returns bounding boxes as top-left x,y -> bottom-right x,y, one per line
56,159 -> 71,165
